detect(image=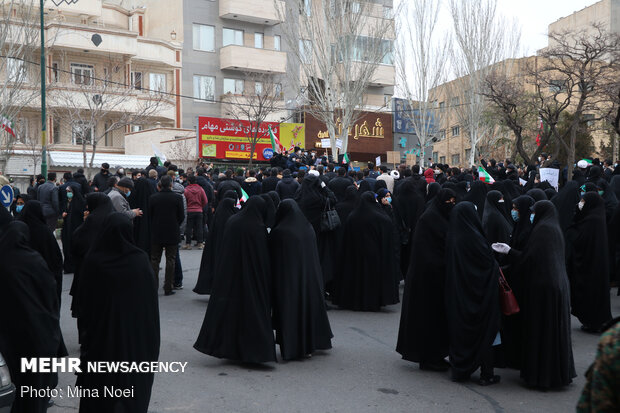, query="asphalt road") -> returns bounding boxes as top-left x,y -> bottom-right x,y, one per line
50,248 -> 620,413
